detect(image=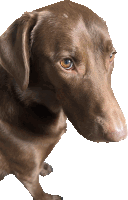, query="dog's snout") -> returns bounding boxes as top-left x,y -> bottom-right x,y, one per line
88,118 -> 128,143
105,107 -> 127,142
104,123 -> 127,142
90,86 -> 128,142
94,108 -> 128,142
